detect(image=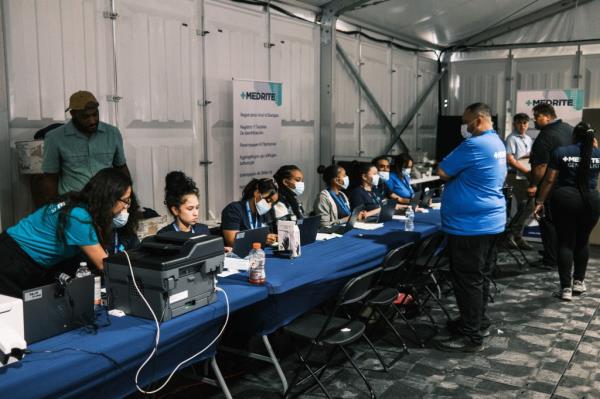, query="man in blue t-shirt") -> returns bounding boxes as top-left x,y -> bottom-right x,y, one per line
435,102 -> 507,353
